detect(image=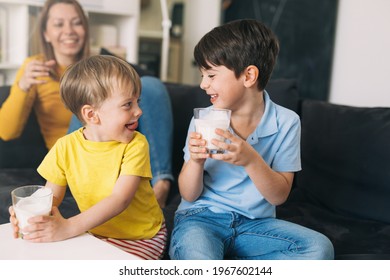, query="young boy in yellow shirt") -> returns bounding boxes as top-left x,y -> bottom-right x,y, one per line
10,55 -> 166,260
